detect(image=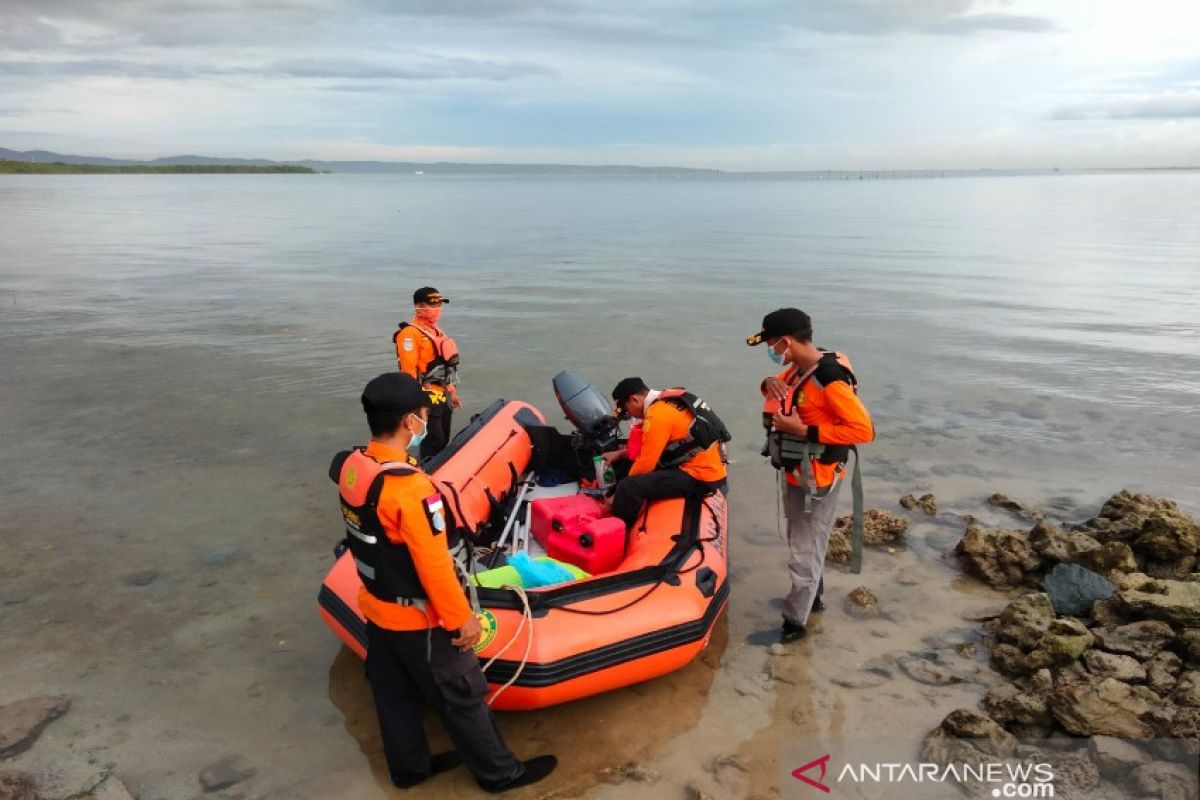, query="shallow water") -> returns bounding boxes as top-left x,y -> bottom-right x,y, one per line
1,172 -> 1198,798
